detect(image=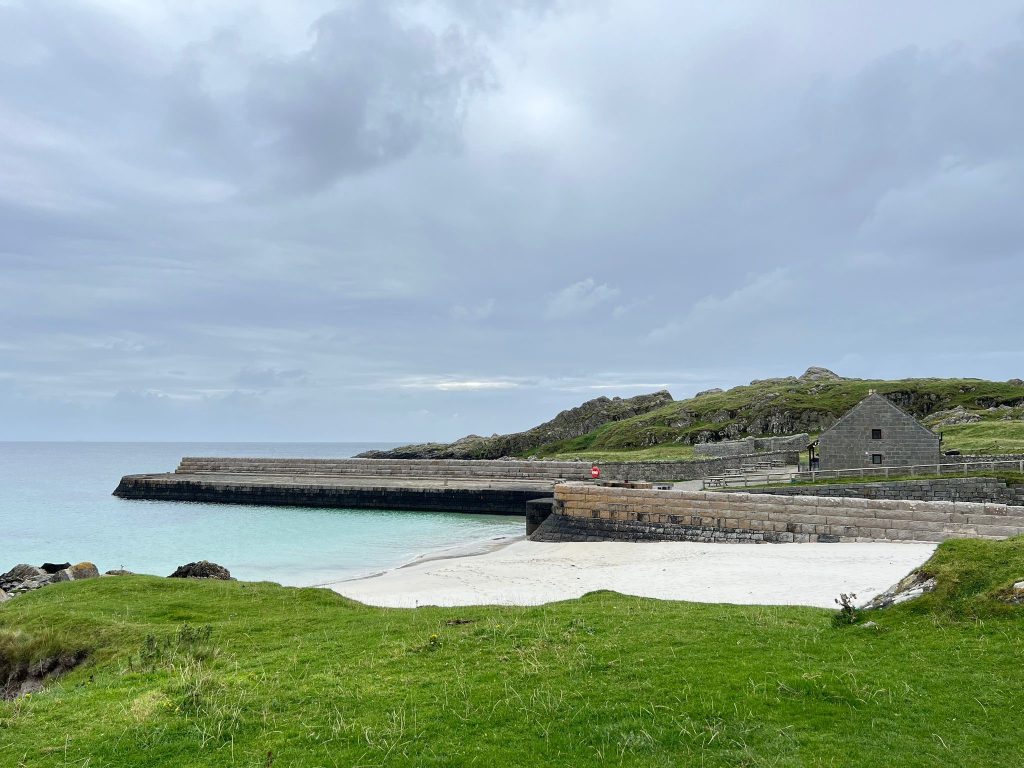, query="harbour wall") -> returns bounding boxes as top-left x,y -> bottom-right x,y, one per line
174,453 -> 798,483
529,482 -> 1024,543
113,454 -> 804,518
114,474 -> 546,516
